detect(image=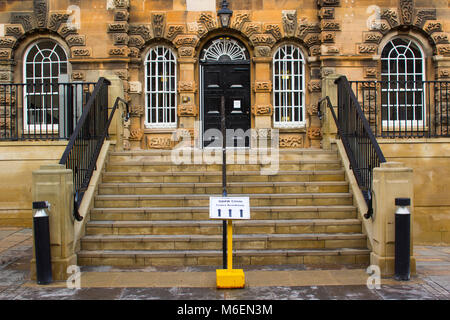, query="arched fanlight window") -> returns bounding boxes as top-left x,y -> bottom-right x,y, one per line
381,37 -> 426,127
23,40 -> 68,132
200,37 -> 247,62
273,44 -> 305,128
145,46 -> 177,128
